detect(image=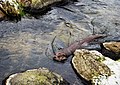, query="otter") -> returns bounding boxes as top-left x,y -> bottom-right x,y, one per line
53,34 -> 106,62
